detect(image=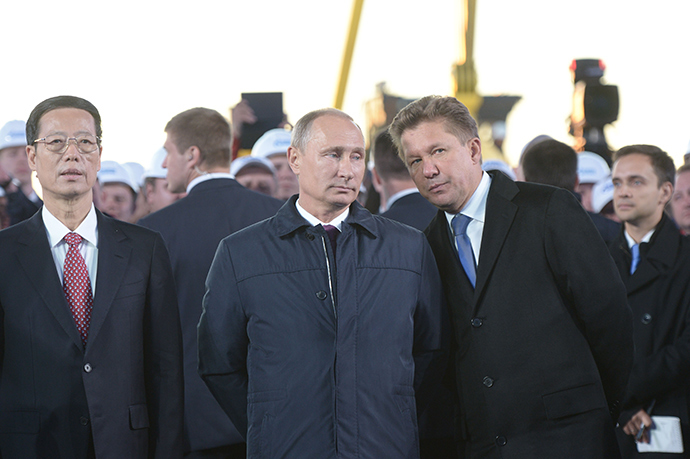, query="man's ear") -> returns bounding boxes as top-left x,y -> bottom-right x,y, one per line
187,146 -> 201,167
371,167 -> 384,194
26,145 -> 37,173
661,181 -> 674,206
468,137 -> 482,165
287,146 -> 300,176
